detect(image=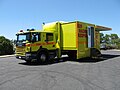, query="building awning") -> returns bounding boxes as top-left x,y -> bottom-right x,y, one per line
95,25 -> 112,31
